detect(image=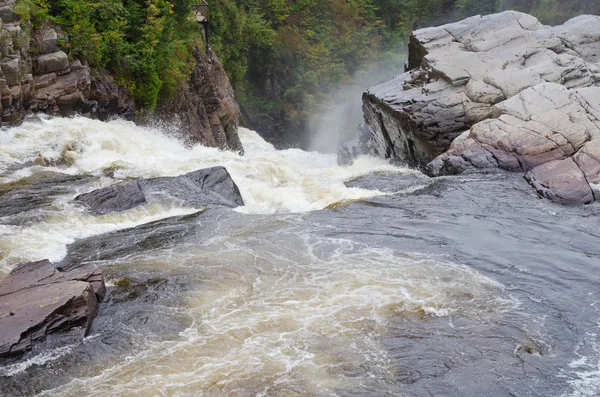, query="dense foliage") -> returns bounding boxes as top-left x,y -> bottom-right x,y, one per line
16,0 -> 203,111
